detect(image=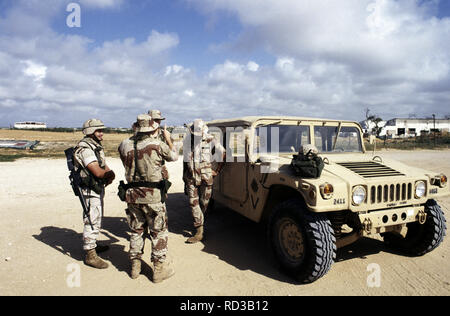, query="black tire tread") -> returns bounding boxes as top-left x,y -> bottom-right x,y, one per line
268,199 -> 336,283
